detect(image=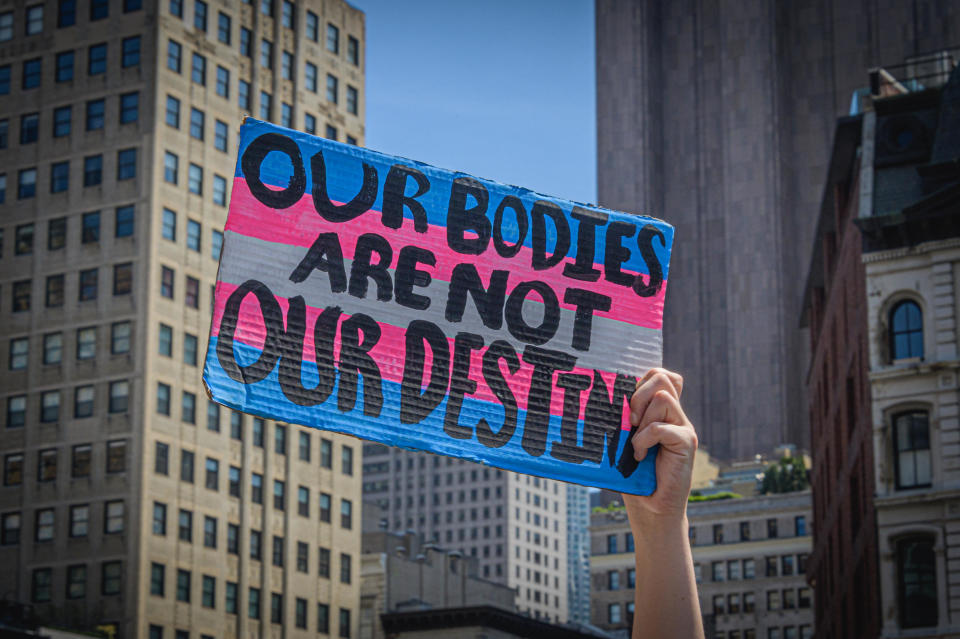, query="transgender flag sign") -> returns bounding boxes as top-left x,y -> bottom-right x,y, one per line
203,118 -> 674,495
